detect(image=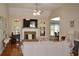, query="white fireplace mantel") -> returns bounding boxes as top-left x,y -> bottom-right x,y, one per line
21,28 -> 39,40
